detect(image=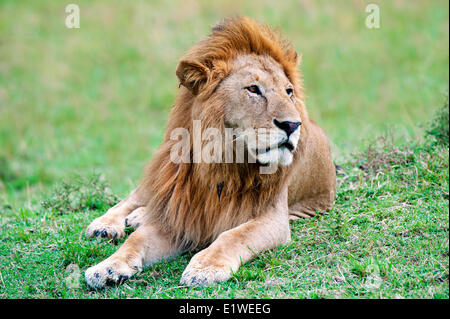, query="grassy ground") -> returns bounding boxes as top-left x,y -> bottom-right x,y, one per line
0,134 -> 448,298
0,0 -> 448,298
